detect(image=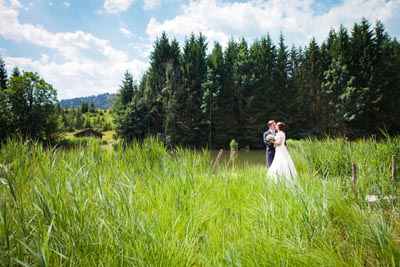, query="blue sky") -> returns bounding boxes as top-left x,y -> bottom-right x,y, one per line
1,0 -> 399,99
